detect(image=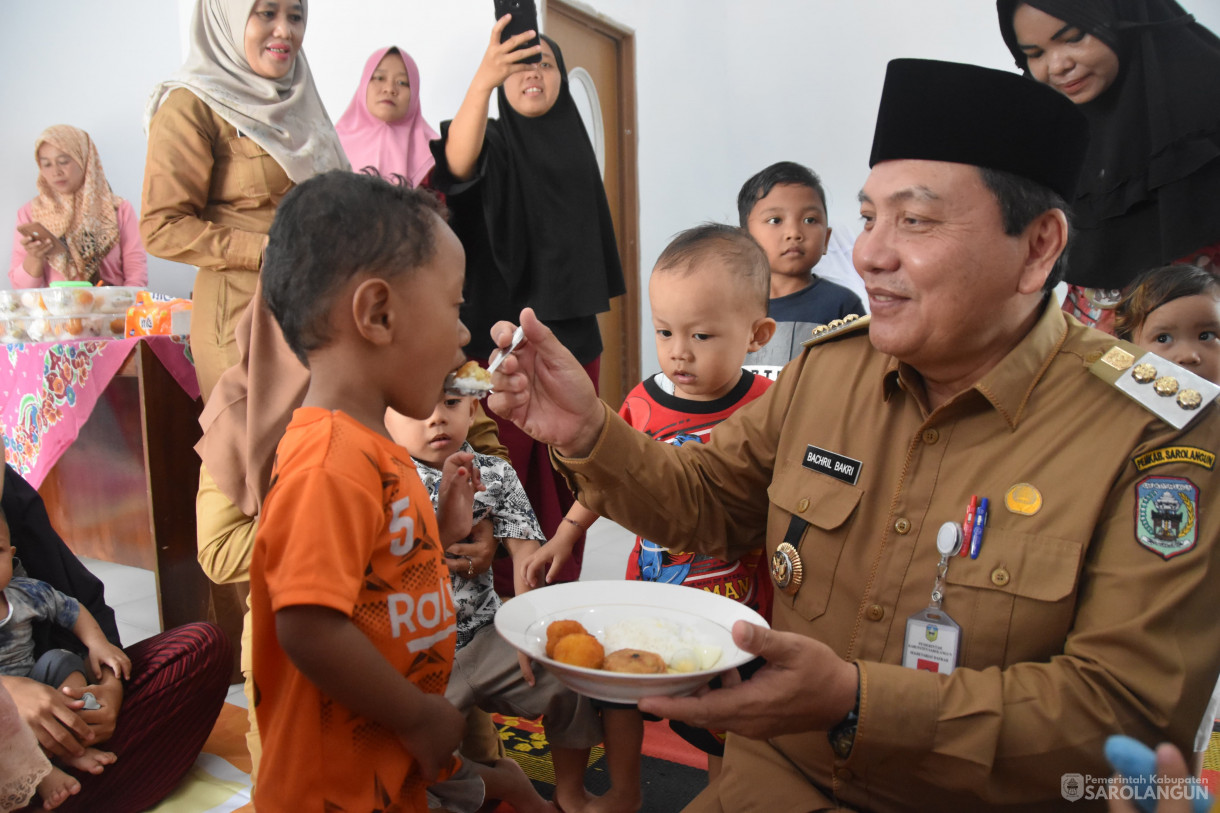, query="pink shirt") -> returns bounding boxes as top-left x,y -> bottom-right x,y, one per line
9,200 -> 148,289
